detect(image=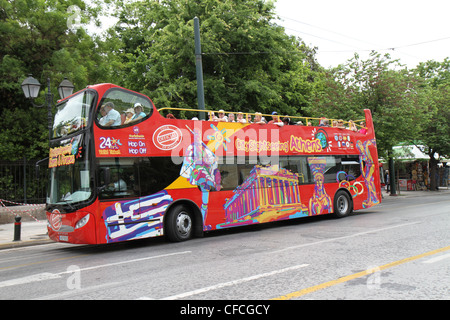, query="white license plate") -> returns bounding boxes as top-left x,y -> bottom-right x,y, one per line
59,235 -> 69,242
